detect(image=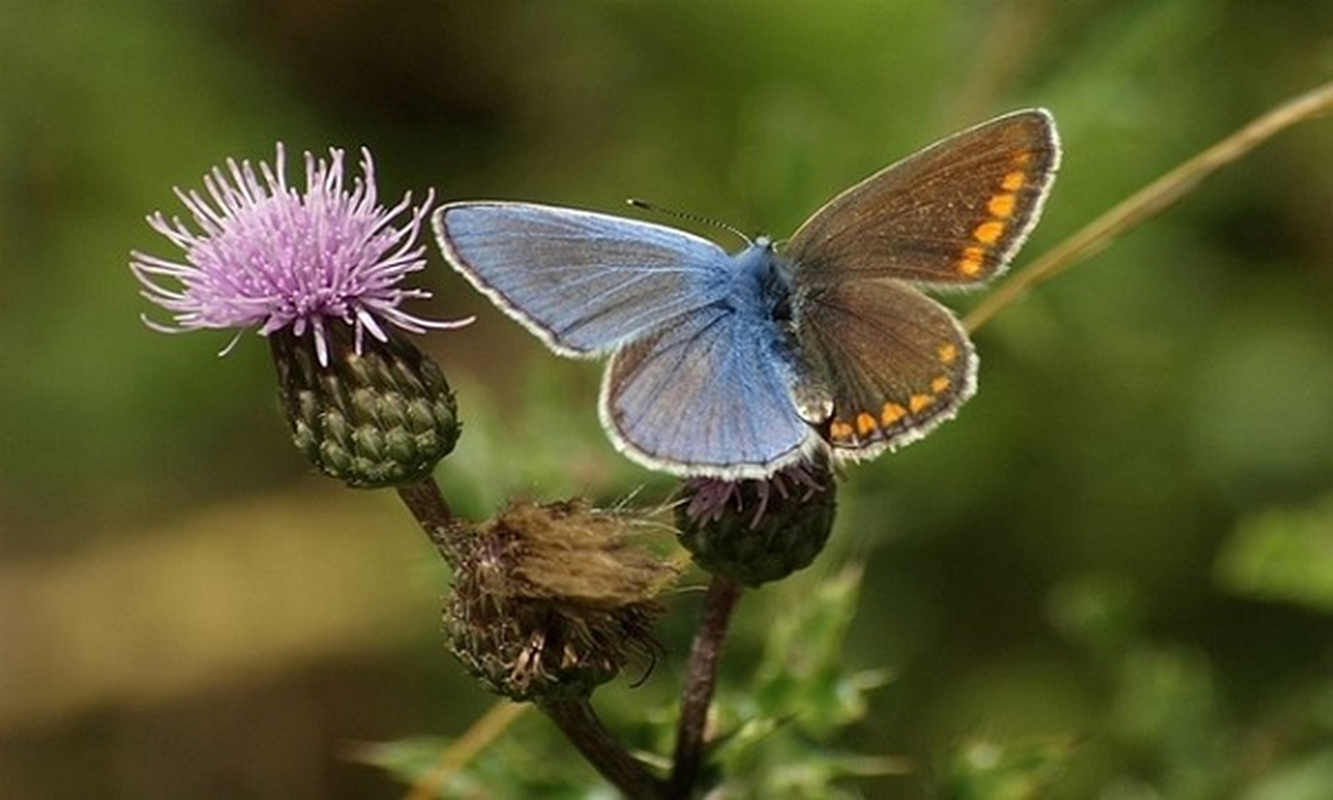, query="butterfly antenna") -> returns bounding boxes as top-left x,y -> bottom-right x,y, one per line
627,198 -> 753,246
